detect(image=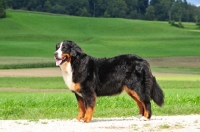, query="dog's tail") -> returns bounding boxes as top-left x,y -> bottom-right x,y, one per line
151,77 -> 164,107
140,60 -> 164,107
